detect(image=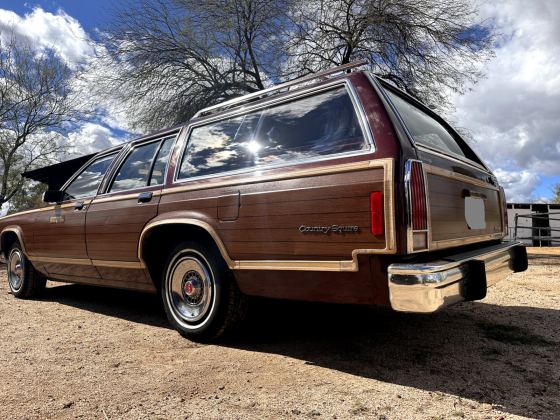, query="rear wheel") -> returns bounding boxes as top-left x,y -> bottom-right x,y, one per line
161,240 -> 248,342
7,242 -> 46,298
